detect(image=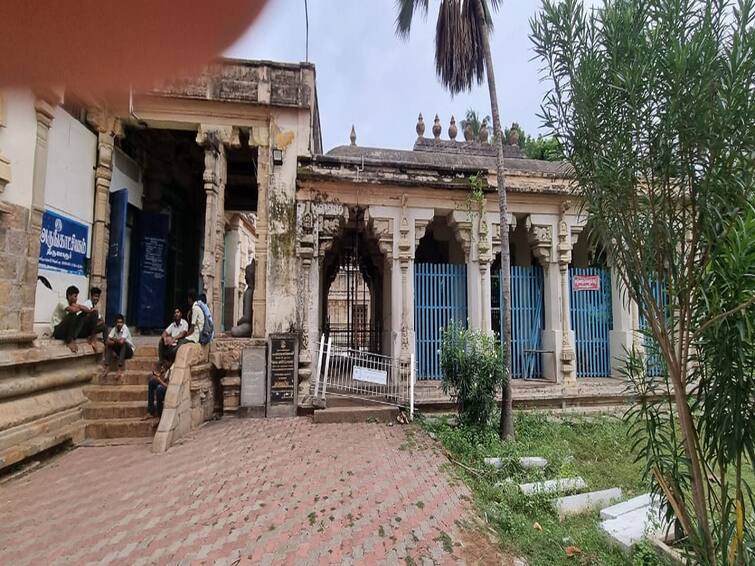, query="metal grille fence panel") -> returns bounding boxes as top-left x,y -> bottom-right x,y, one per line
570,267 -> 613,377
414,263 -> 468,380
495,265 -> 545,379
310,336 -> 415,418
